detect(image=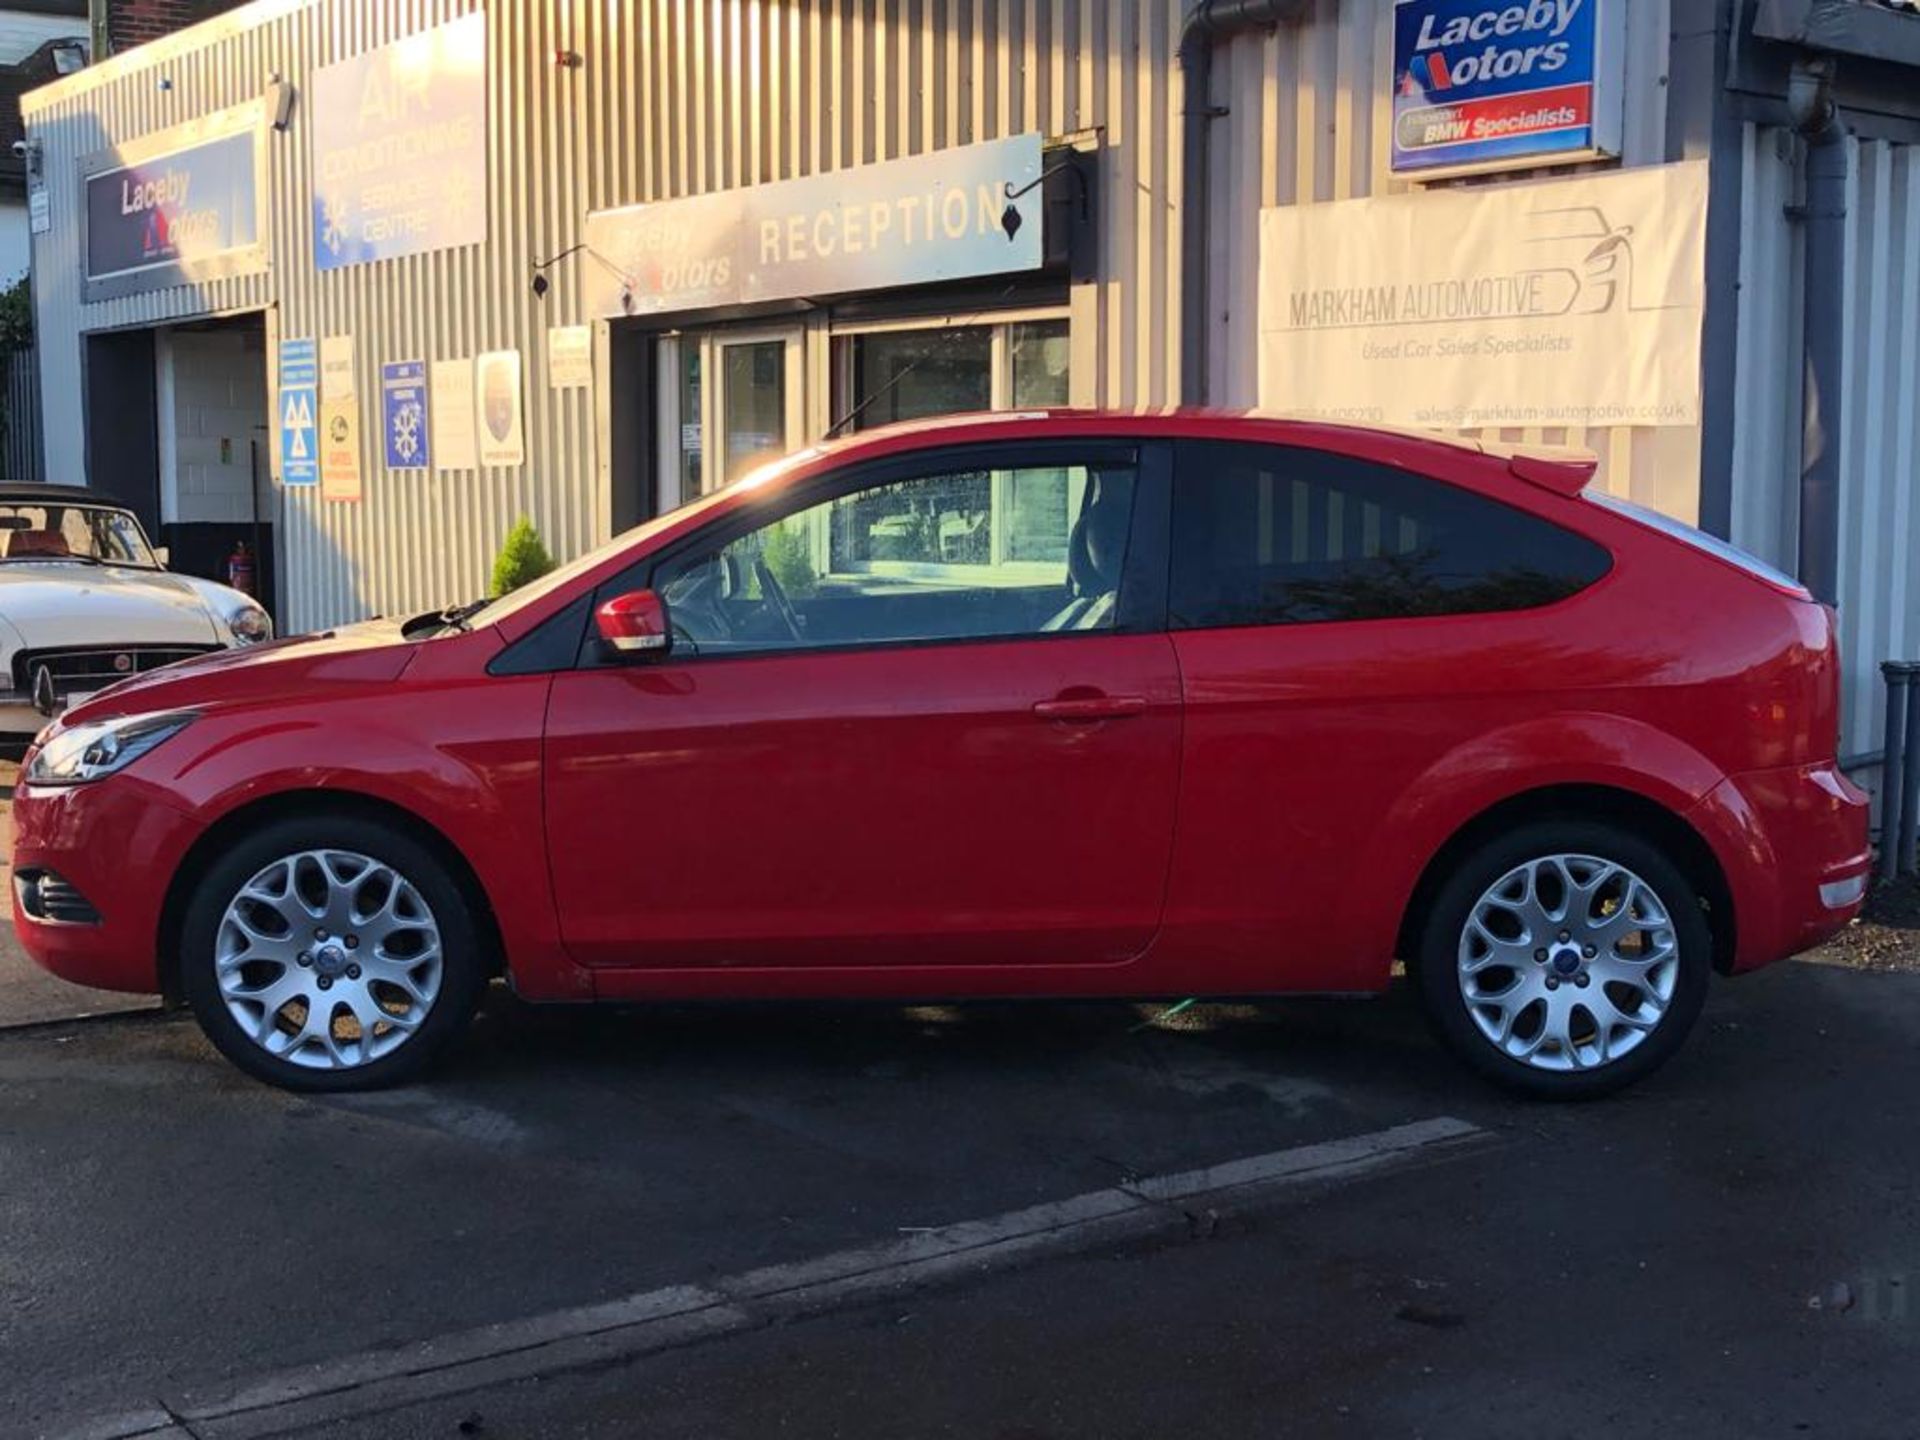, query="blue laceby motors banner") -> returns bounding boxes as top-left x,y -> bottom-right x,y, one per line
1390,0 -> 1624,178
